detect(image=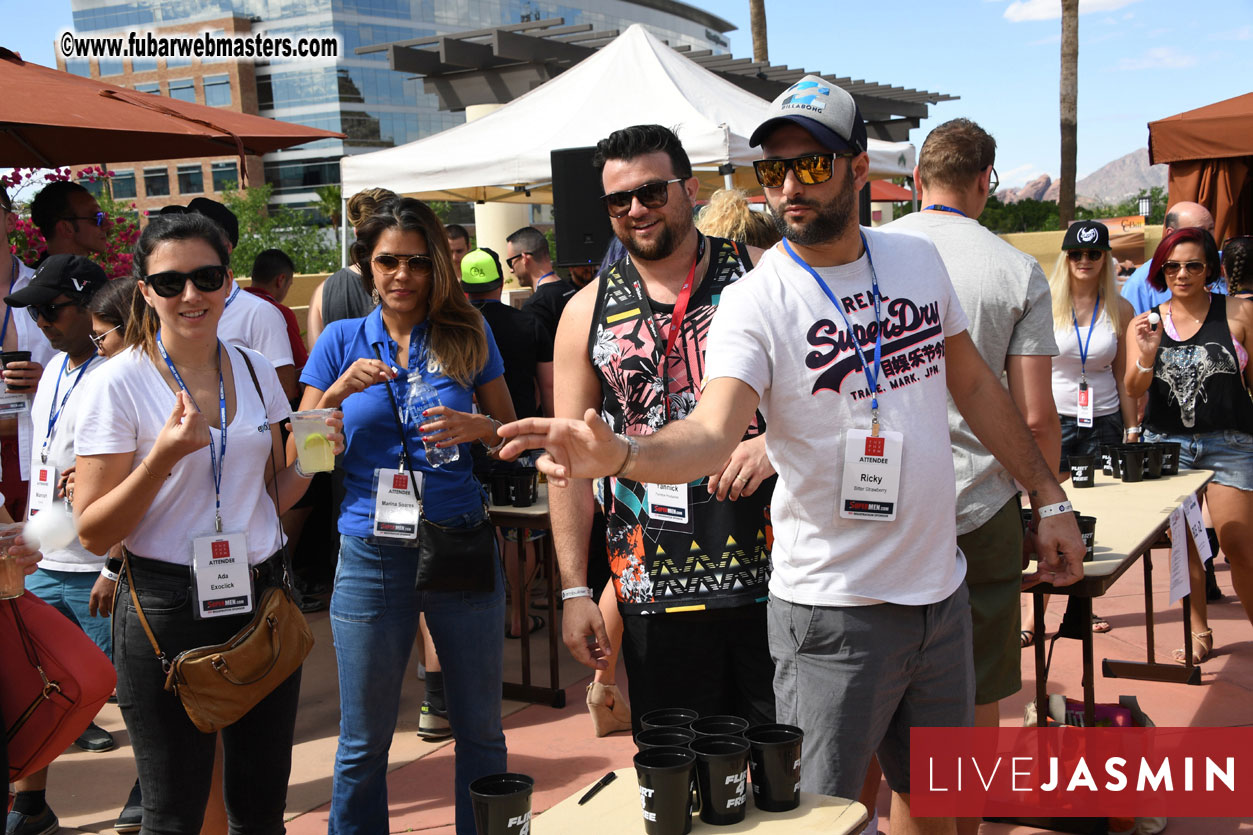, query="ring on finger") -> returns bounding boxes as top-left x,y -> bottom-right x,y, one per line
735,475 -> 749,483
